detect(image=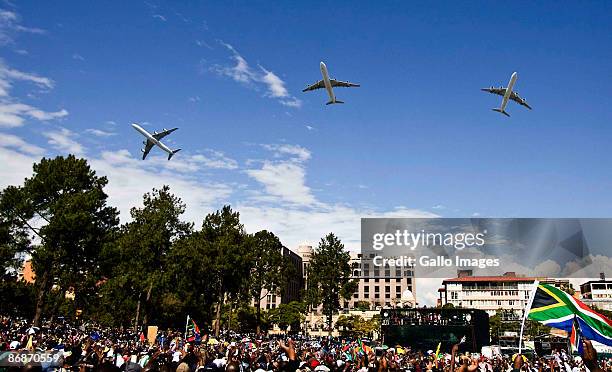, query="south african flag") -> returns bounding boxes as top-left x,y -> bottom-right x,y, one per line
185,315 -> 200,342
527,283 -> 612,346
